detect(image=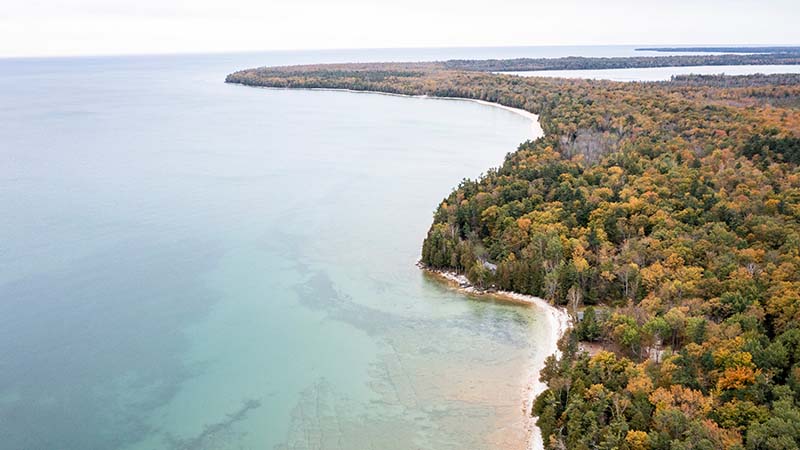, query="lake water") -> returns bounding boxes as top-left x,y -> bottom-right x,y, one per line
501,64 -> 800,81
2,45 -> 781,450
0,49 -> 558,450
